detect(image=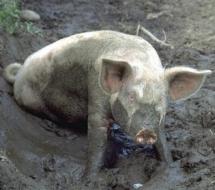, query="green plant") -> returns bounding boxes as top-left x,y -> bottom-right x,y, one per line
24,22 -> 43,36
0,0 -> 42,35
0,0 -> 20,34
